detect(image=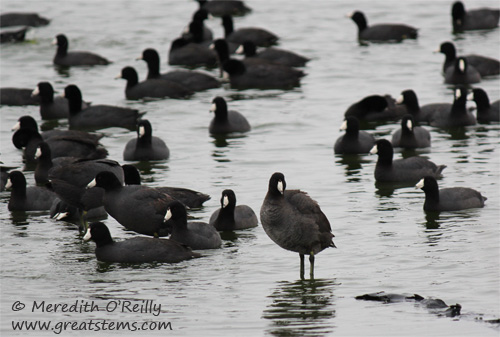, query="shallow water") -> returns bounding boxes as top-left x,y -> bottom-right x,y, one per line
1,0 -> 499,336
